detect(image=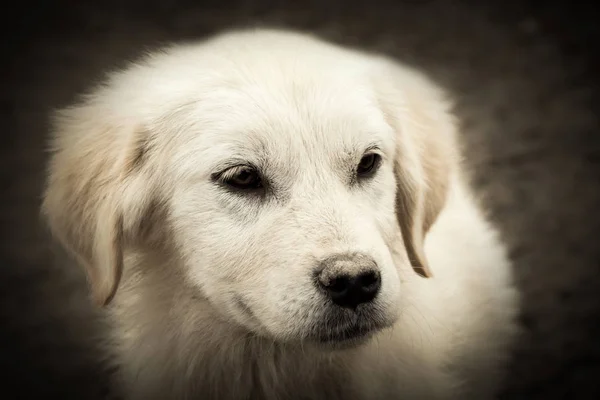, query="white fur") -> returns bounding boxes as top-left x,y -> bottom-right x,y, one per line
42,28 -> 519,400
